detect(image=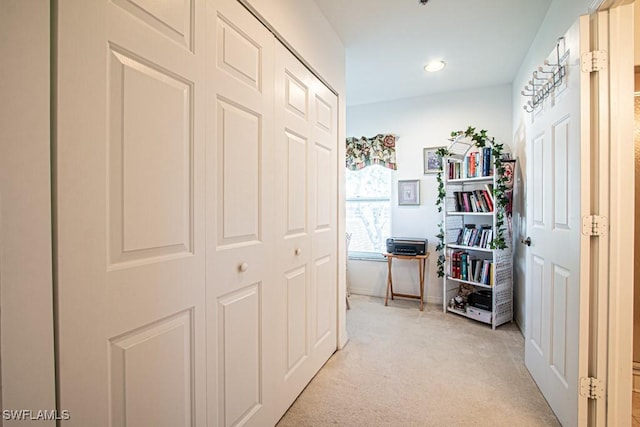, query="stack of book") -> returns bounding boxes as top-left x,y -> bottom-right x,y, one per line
451,185 -> 494,212
455,224 -> 493,248
447,147 -> 493,180
448,249 -> 493,286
